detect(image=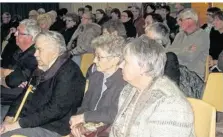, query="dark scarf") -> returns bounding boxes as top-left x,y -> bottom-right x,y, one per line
31,52 -> 70,87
